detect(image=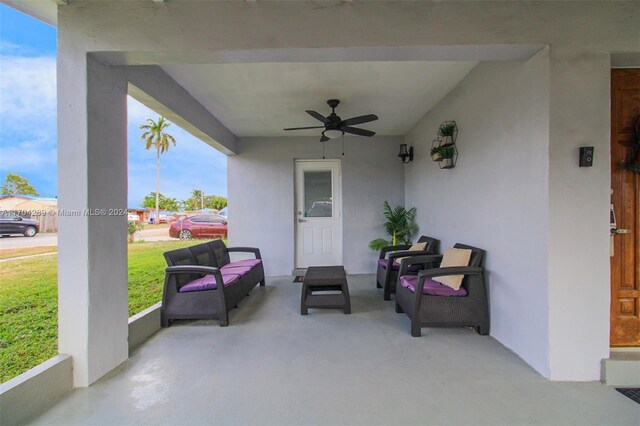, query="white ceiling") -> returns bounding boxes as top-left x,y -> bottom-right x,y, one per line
162,61 -> 478,137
